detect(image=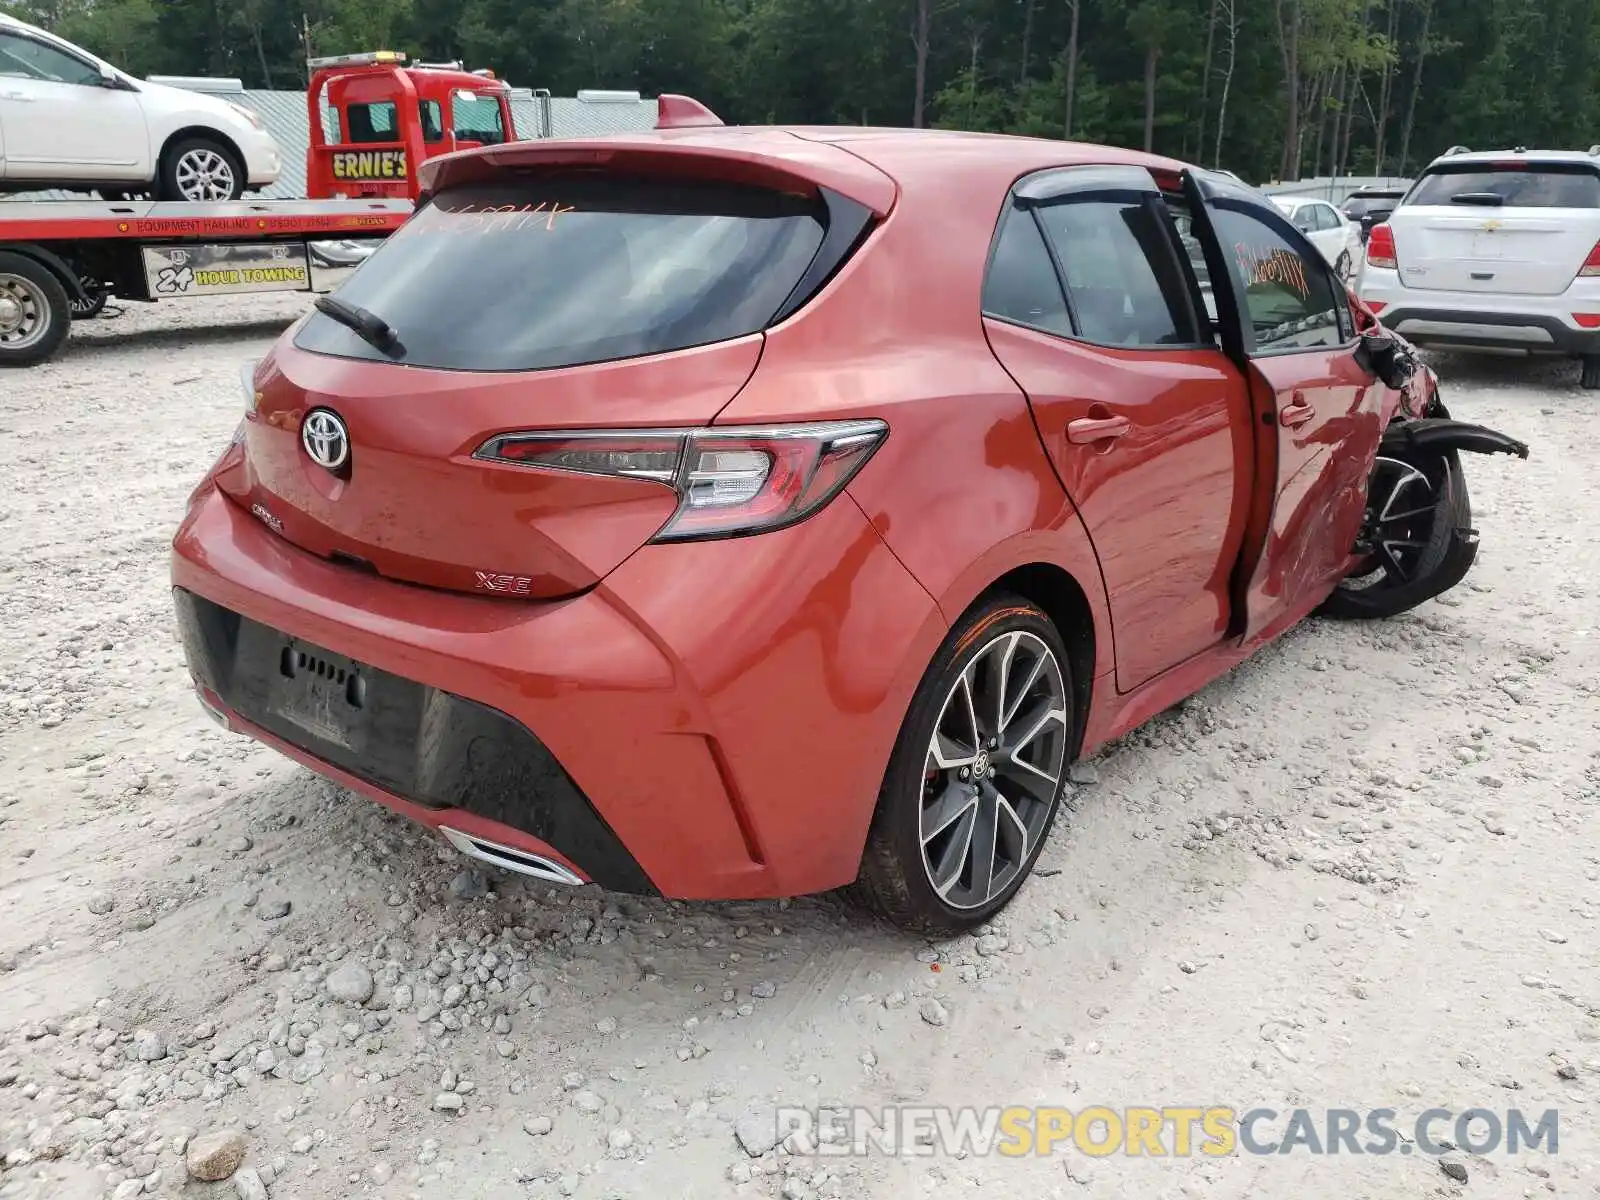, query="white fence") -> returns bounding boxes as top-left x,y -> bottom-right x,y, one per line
1261,175 -> 1414,204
